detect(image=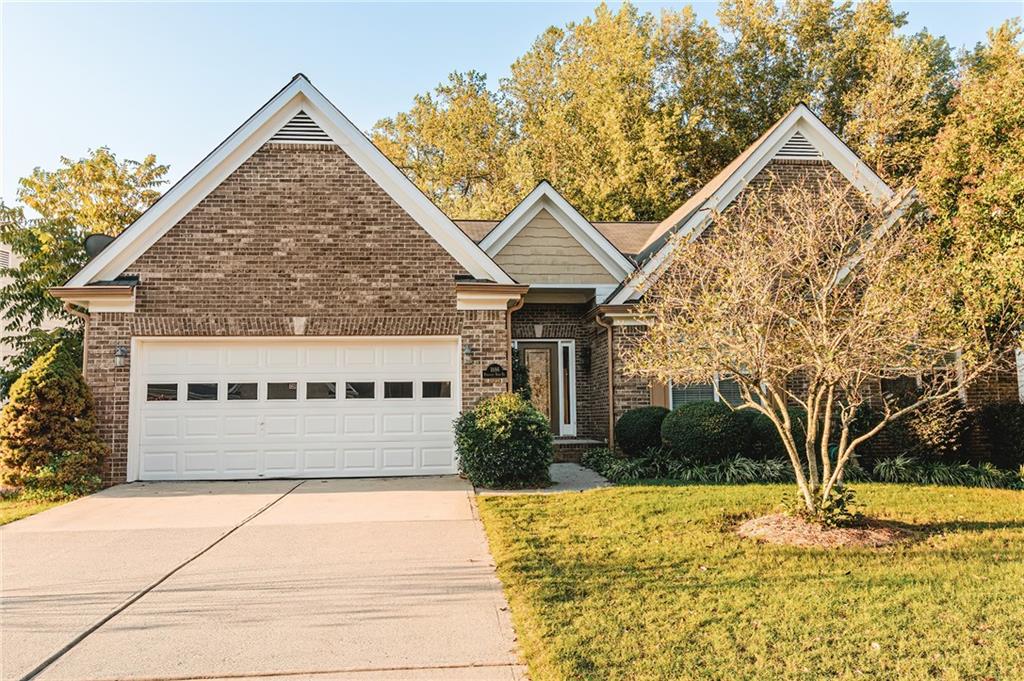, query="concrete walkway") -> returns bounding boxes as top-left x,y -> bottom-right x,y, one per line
1,478 -> 523,680
478,463 -> 611,496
